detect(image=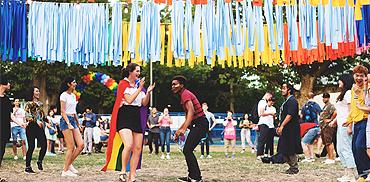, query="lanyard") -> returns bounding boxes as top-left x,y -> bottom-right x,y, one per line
279,95 -> 293,121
